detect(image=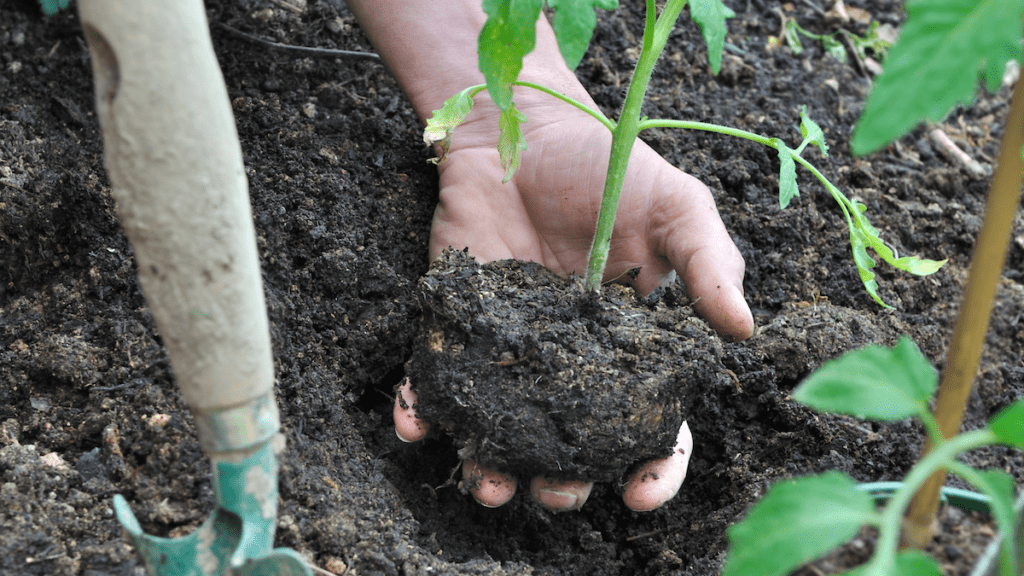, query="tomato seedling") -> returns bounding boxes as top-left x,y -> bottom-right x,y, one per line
776,18 -> 892,65
726,0 -> 1024,572
424,0 -> 945,306
851,0 -> 1024,551
723,337 -> 1024,576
